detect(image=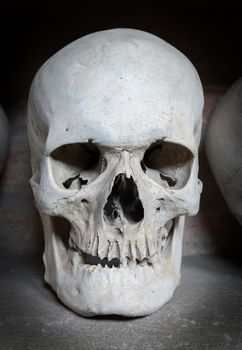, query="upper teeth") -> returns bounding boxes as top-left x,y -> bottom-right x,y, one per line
69,220 -> 173,268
